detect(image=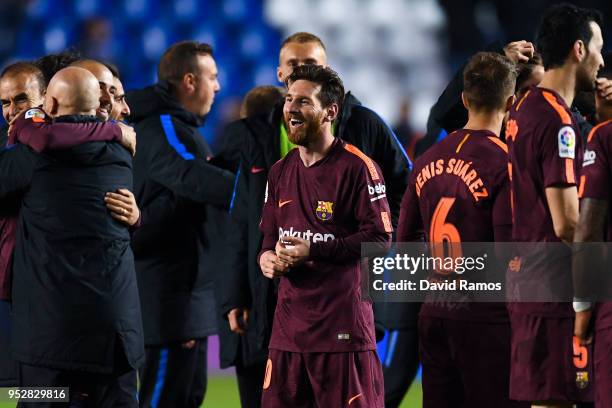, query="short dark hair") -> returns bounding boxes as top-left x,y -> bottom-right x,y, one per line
0,62 -> 46,96
158,41 -> 213,84
281,32 -> 326,51
35,50 -> 82,85
103,62 -> 120,78
286,64 -> 344,109
536,3 -> 603,70
515,52 -> 543,94
463,52 -> 517,112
